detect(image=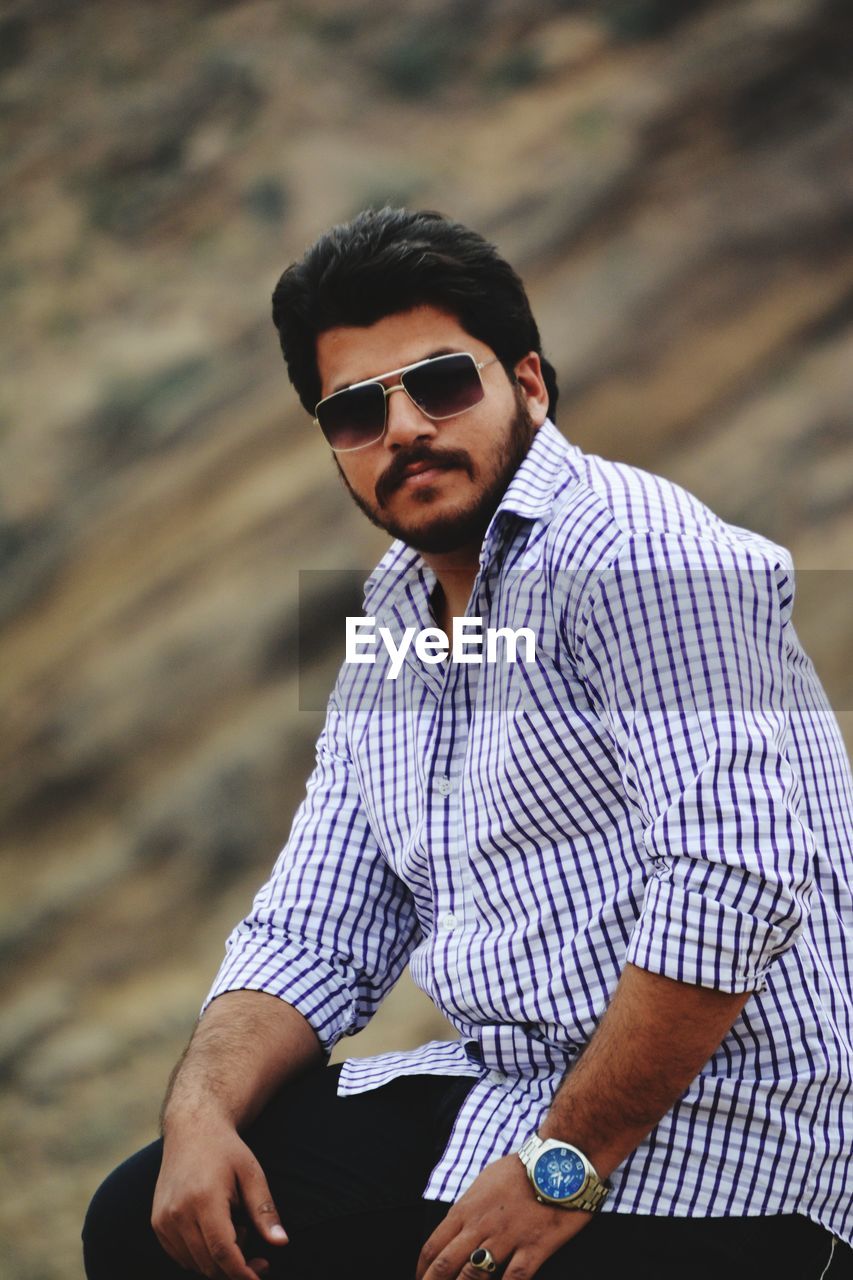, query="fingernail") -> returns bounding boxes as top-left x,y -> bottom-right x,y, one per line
270,1225 -> 288,1242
